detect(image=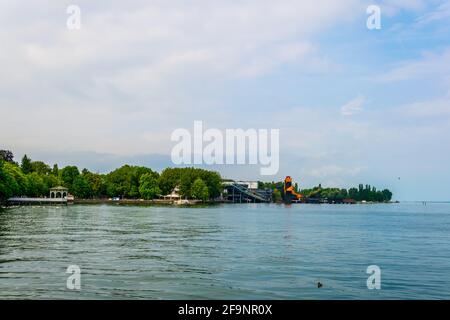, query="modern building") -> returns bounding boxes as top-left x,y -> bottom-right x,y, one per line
222,181 -> 272,203
234,181 -> 258,190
